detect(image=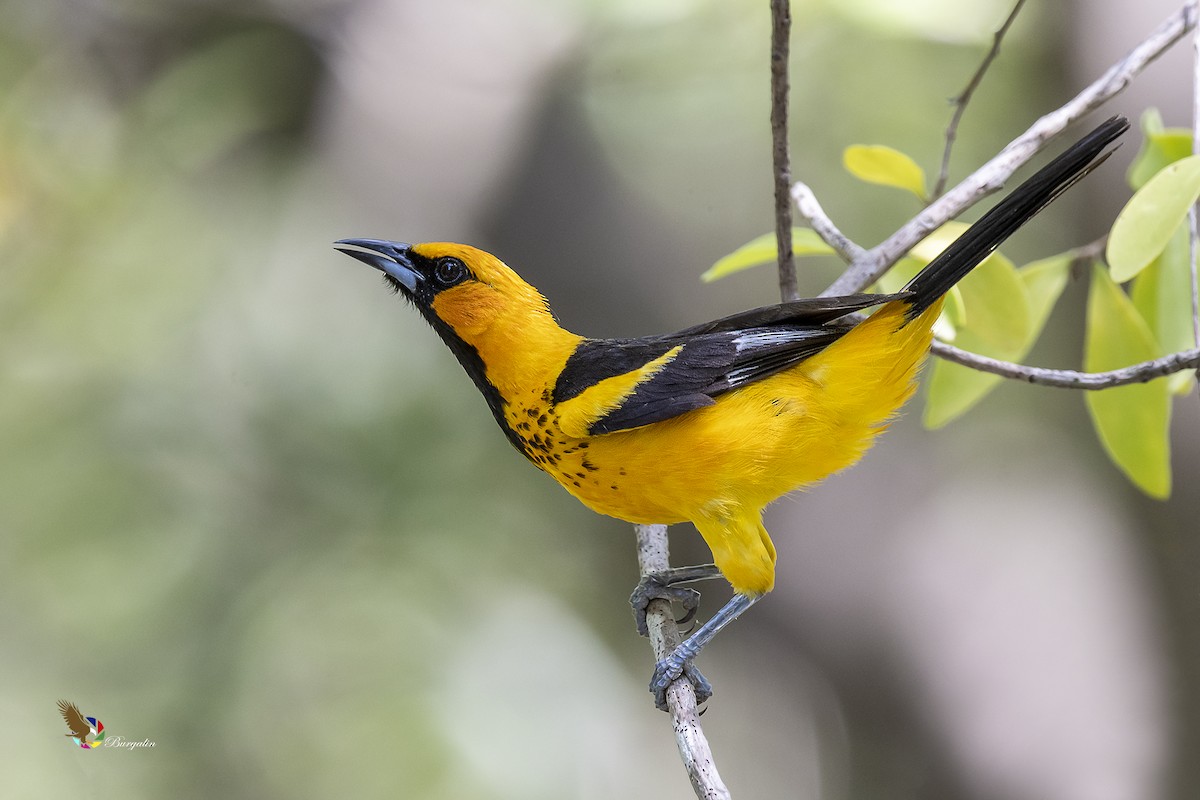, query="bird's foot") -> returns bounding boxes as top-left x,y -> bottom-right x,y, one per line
650,649 -> 712,711
629,564 -> 721,637
630,576 -> 700,638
